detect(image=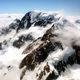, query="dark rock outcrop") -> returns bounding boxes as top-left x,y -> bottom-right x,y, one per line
19,27 -> 63,80
37,63 -> 50,80
9,19 -> 20,29
13,34 -> 34,48
17,11 -> 55,32
19,40 -> 53,70
13,40 -> 24,48
46,71 -> 58,80
75,19 -> 80,24
0,27 -> 11,36
0,43 -> 2,50
17,12 -> 32,31
72,45 -> 80,64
